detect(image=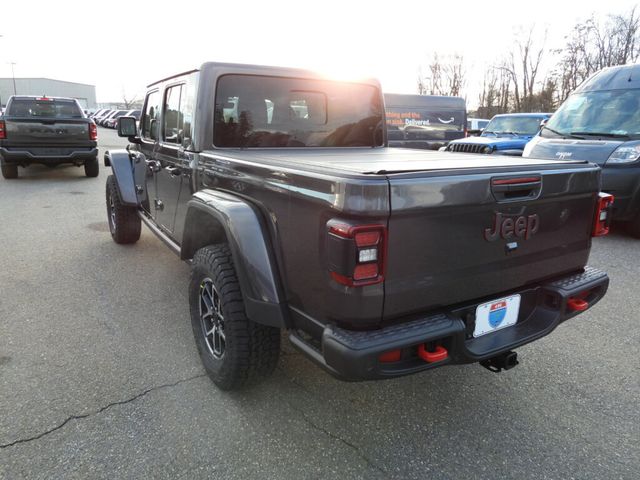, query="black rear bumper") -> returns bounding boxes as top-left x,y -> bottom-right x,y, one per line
290,267 -> 609,381
0,146 -> 98,166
